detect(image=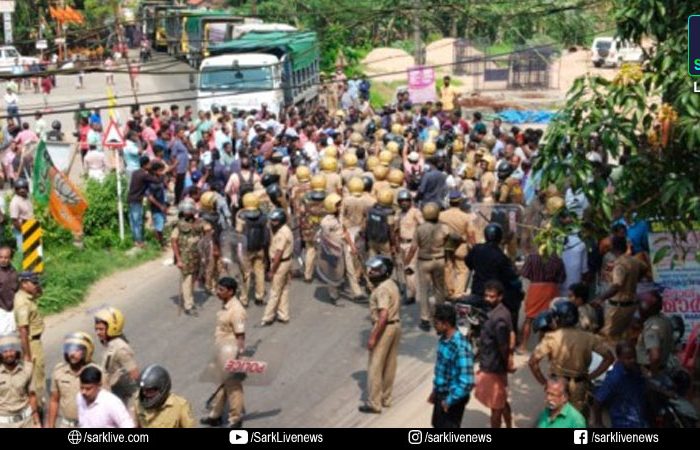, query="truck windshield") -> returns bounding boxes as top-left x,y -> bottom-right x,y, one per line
595,41 -> 612,51
200,66 -> 274,91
